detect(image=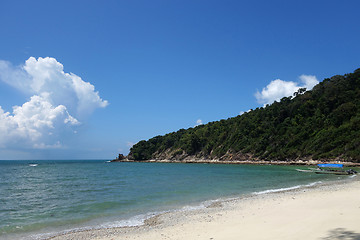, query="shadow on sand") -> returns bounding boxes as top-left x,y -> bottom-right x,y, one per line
322,228 -> 360,240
